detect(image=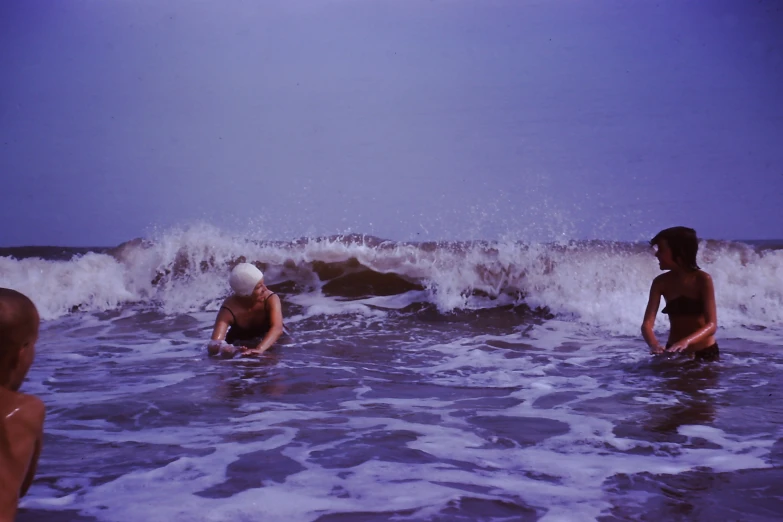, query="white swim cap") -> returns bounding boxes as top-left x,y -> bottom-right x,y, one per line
229,263 -> 264,296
